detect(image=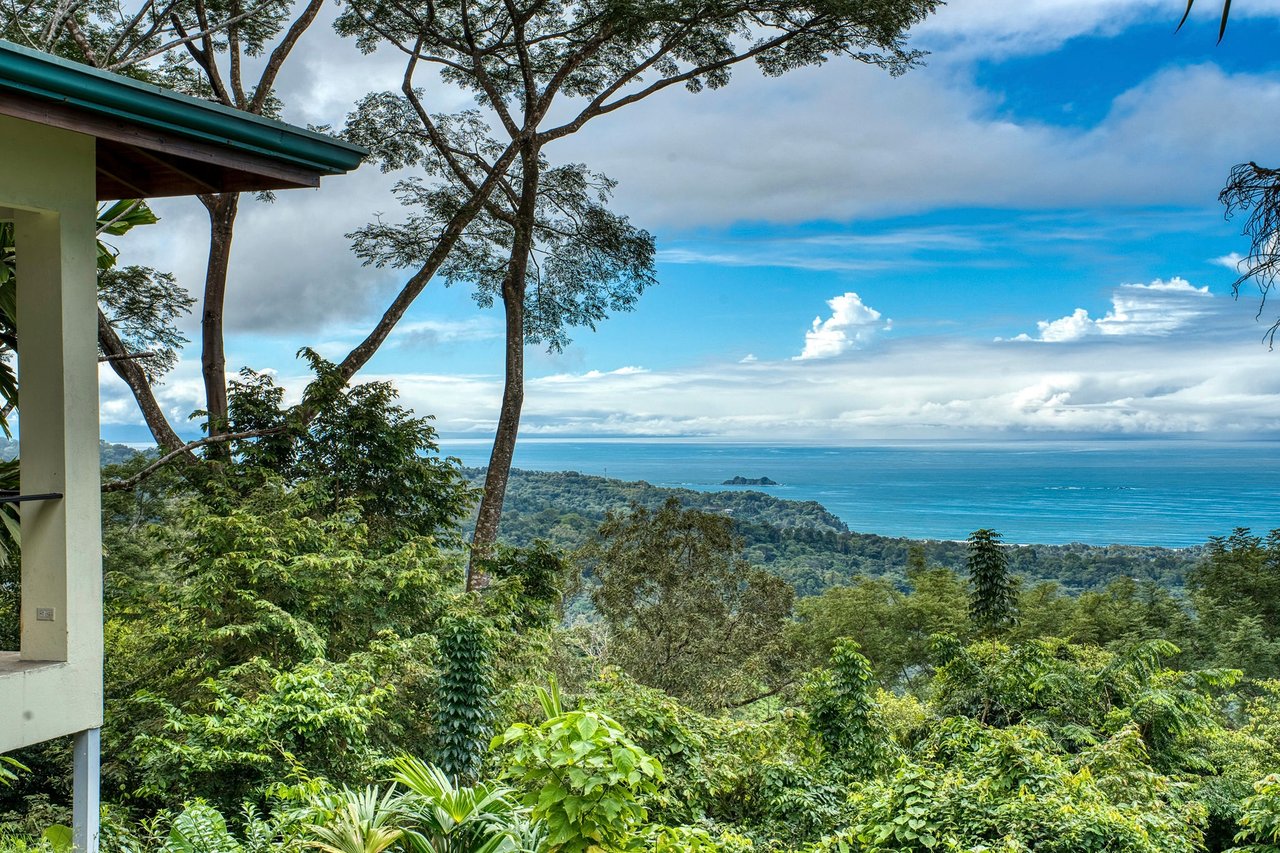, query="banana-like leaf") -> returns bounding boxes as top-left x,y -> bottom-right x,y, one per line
0,755 -> 28,787
97,199 -> 159,236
